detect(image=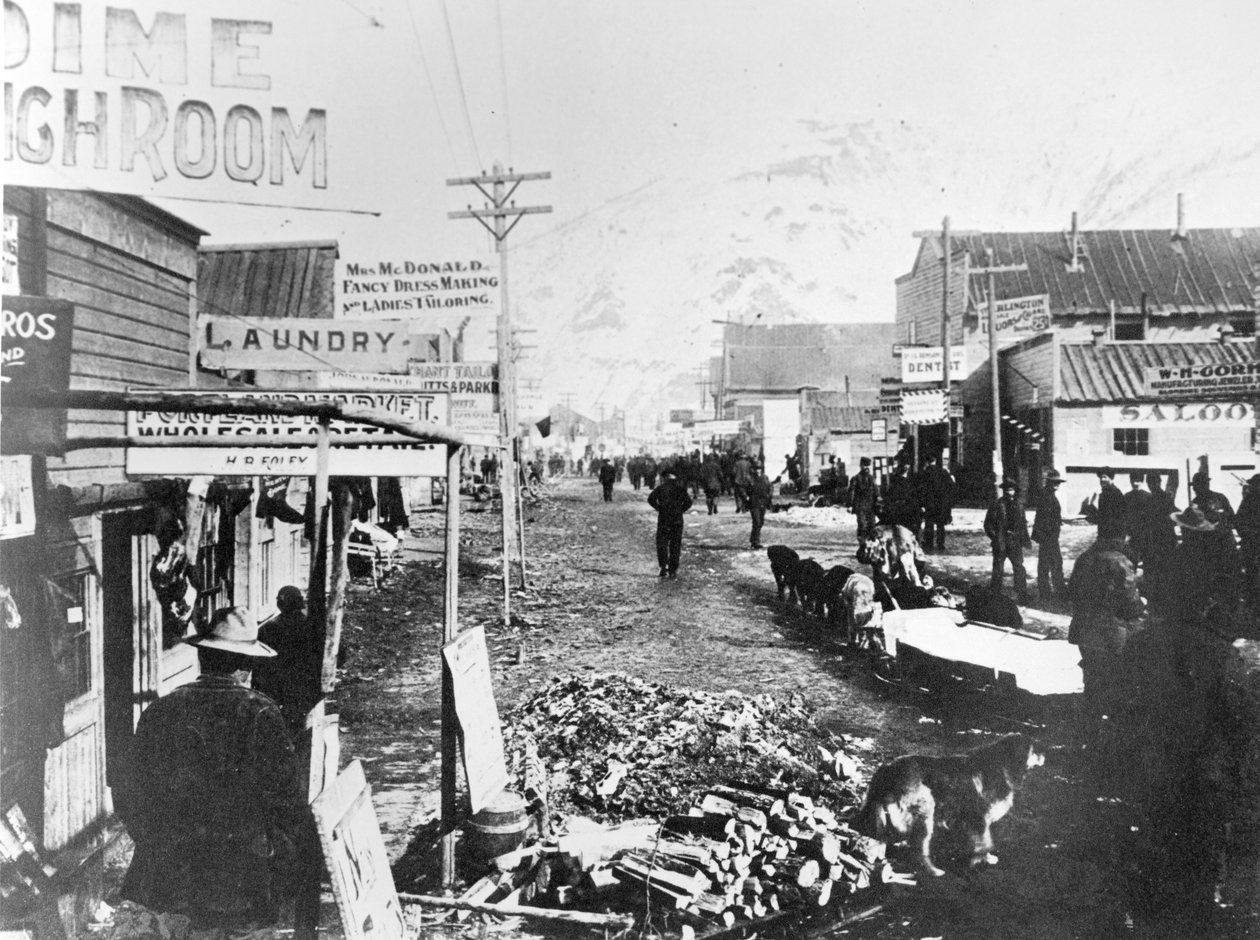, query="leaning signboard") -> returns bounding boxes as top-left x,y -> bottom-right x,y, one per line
124,389 -> 448,477
441,625 -> 510,814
